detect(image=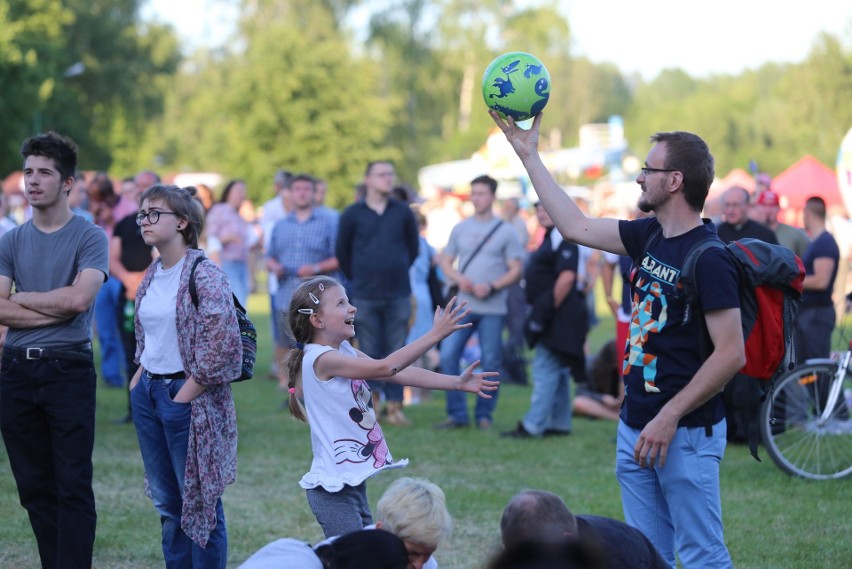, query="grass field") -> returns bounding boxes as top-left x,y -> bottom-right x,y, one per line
1,292 -> 850,568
